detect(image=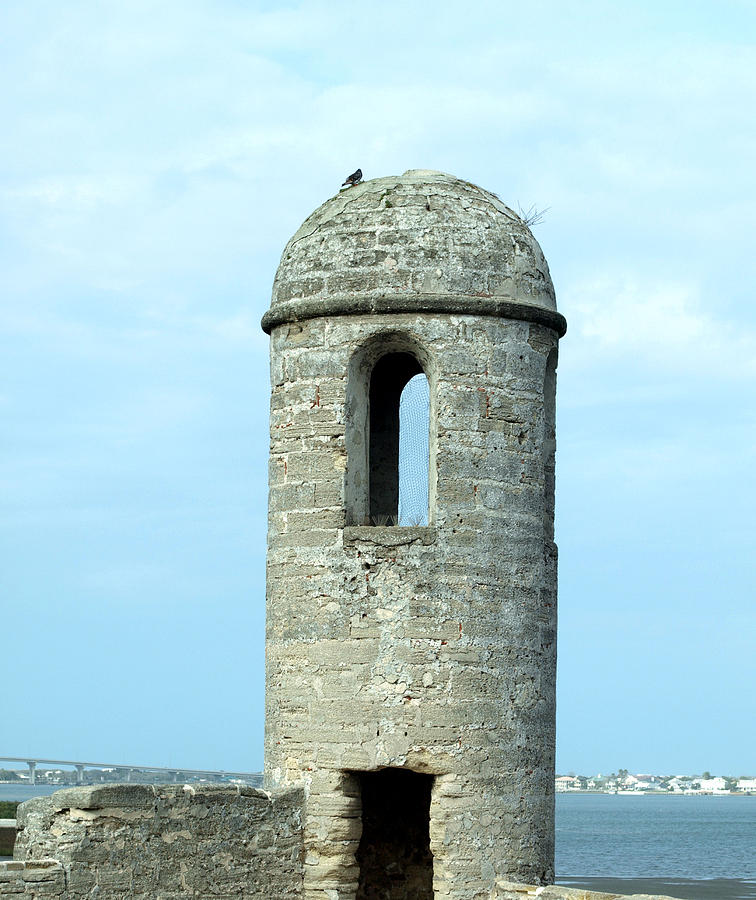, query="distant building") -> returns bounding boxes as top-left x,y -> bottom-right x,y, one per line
555,776 -> 581,792
697,777 -> 728,793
